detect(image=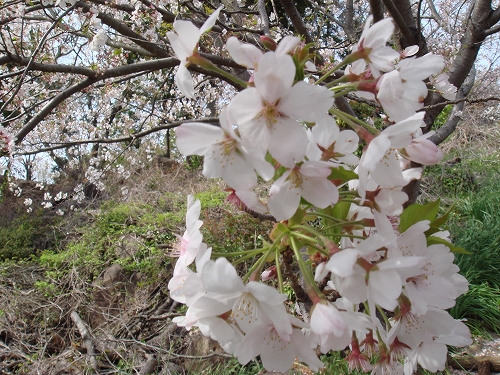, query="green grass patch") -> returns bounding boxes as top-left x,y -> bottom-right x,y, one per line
448,181 -> 500,334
